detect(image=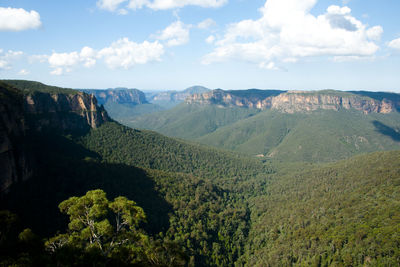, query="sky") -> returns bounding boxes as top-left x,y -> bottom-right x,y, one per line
0,0 -> 399,92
